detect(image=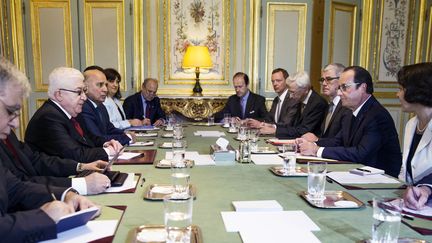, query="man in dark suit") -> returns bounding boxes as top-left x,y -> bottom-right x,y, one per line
1,131 -> 110,195
123,78 -> 166,126
302,63 -> 351,141
298,66 -> 402,177
247,68 -> 299,128
25,67 -> 122,163
214,72 -> 267,122
78,66 -> 132,145
260,71 -> 328,138
0,58 -> 98,242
